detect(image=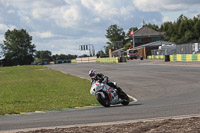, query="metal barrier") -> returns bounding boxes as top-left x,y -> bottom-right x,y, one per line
76,57 -> 97,63
72,57 -> 119,63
